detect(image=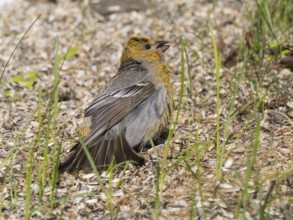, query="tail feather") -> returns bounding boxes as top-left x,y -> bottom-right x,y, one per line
59,133 -> 145,173
116,134 -> 144,164
58,142 -> 80,172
